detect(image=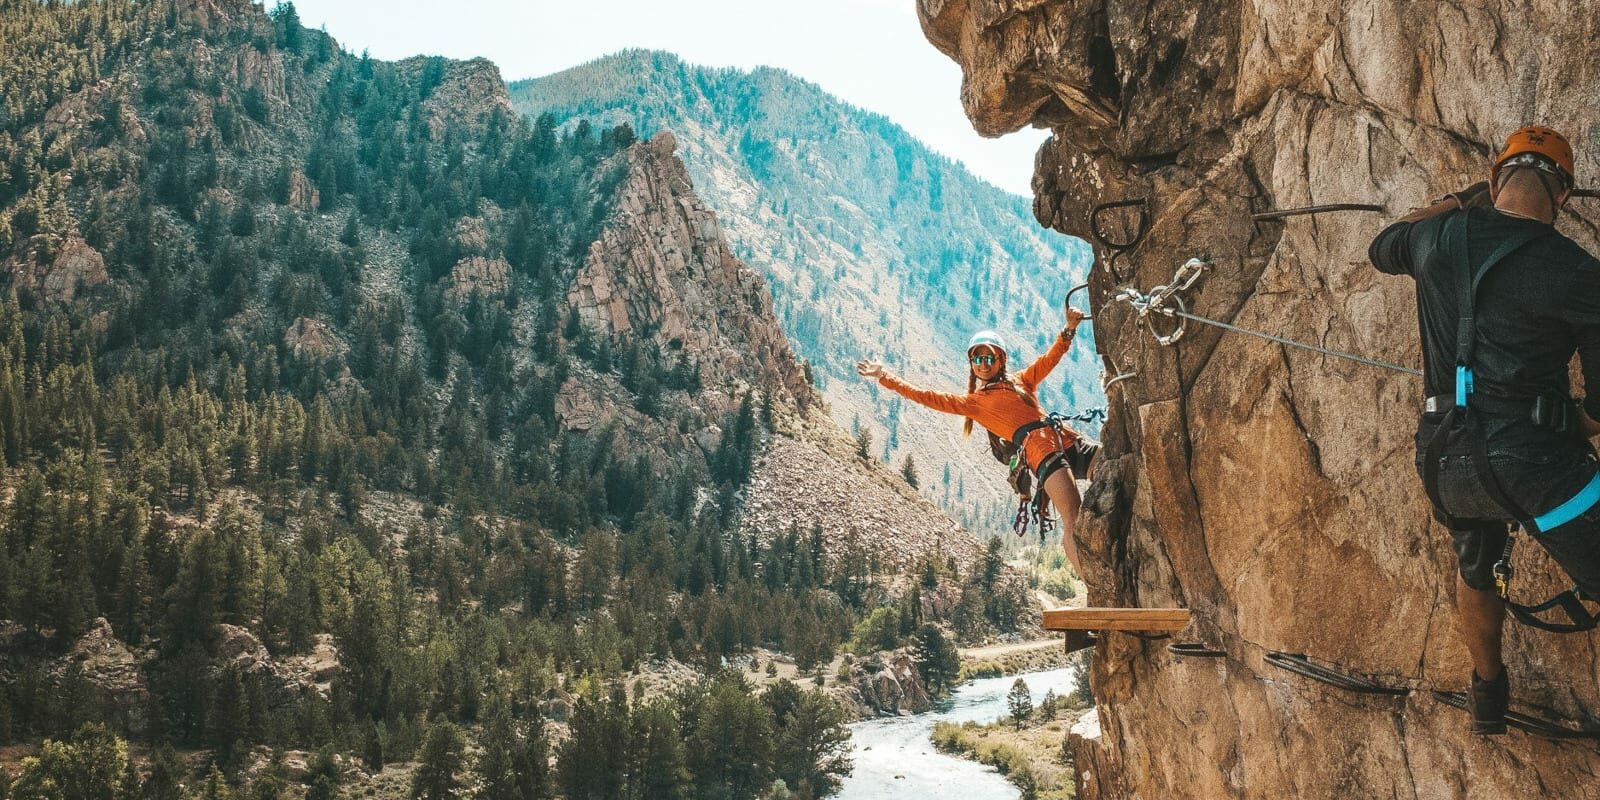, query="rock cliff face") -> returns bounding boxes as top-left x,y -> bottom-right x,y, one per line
569,131 -> 812,405
920,1 -> 1600,797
